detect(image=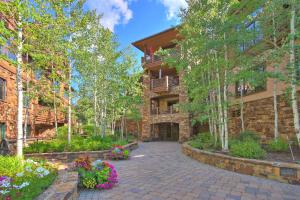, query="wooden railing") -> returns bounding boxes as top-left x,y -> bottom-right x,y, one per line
151,106 -> 179,115
151,76 -> 179,93
34,105 -> 66,125
142,55 -> 162,64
